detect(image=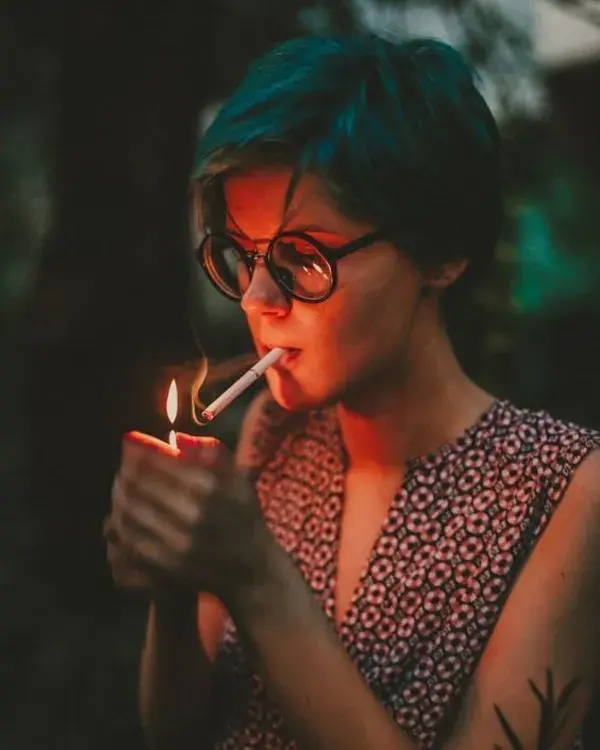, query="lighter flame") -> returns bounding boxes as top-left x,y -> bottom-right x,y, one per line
166,379 -> 178,424
166,379 -> 178,450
